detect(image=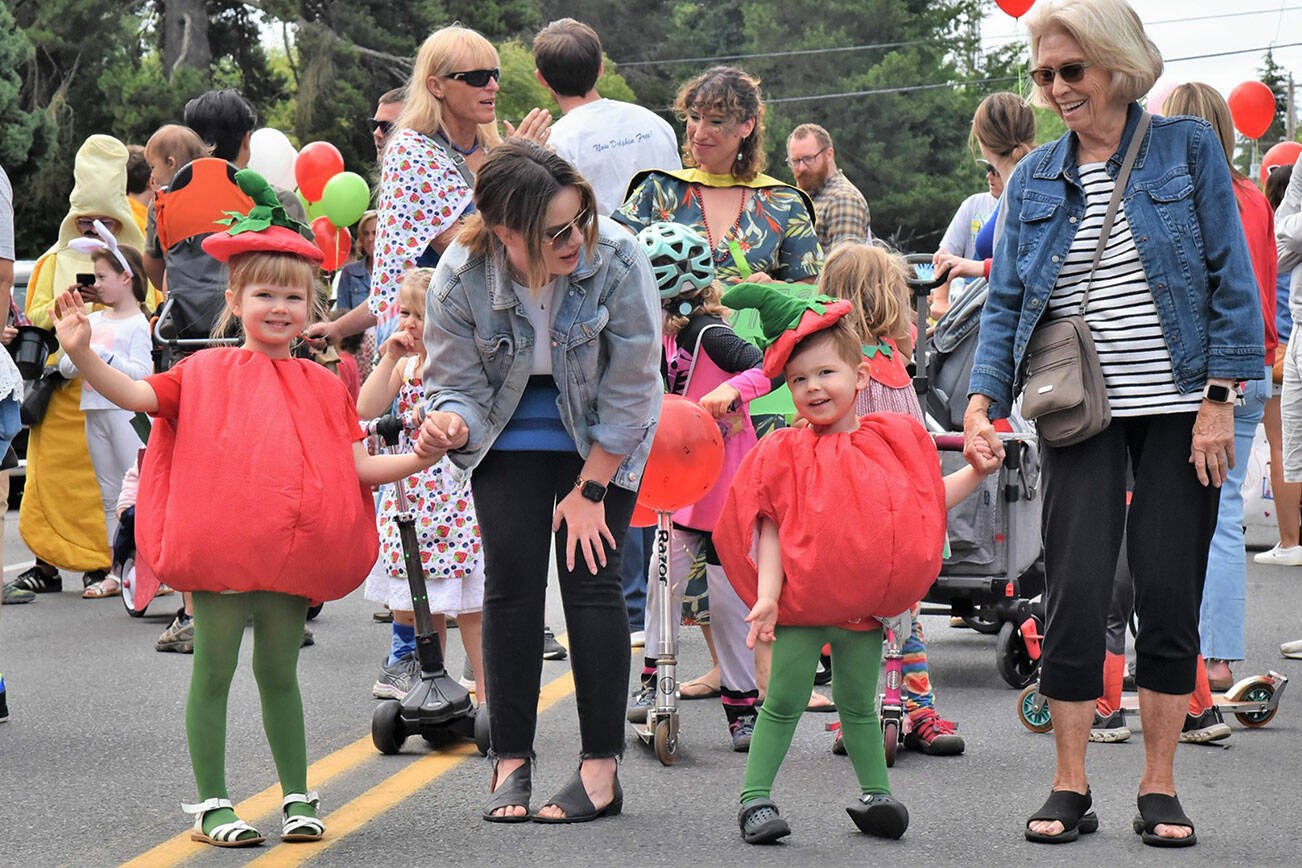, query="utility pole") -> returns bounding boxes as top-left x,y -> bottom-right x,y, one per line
1289,74 -> 1296,141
